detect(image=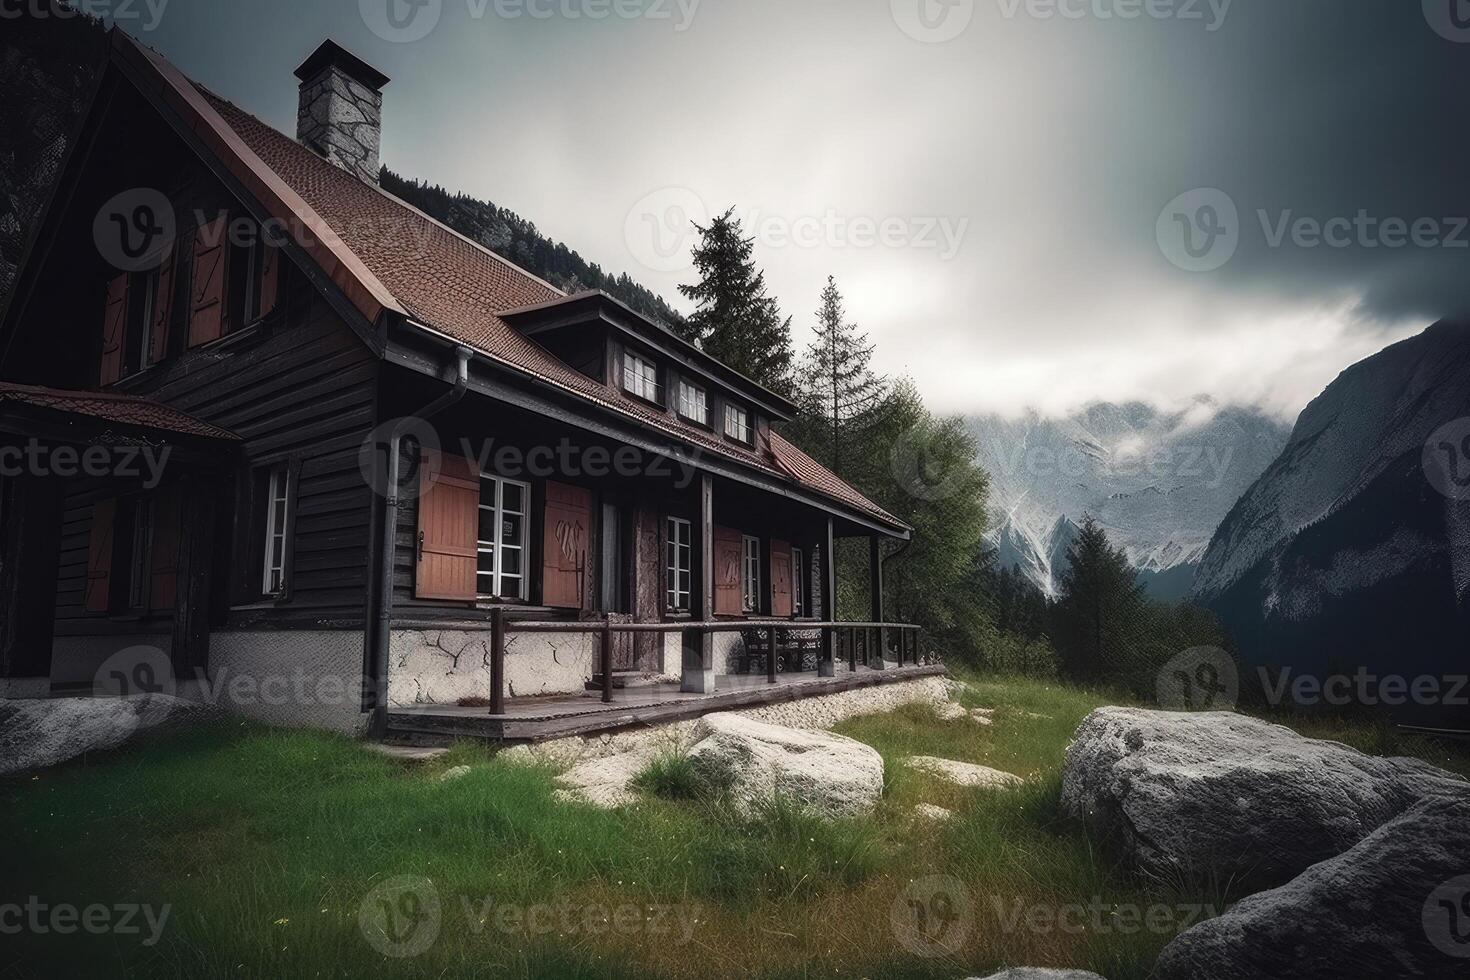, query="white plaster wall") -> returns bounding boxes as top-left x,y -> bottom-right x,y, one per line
388,629 -> 596,707
207,630 -> 369,734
